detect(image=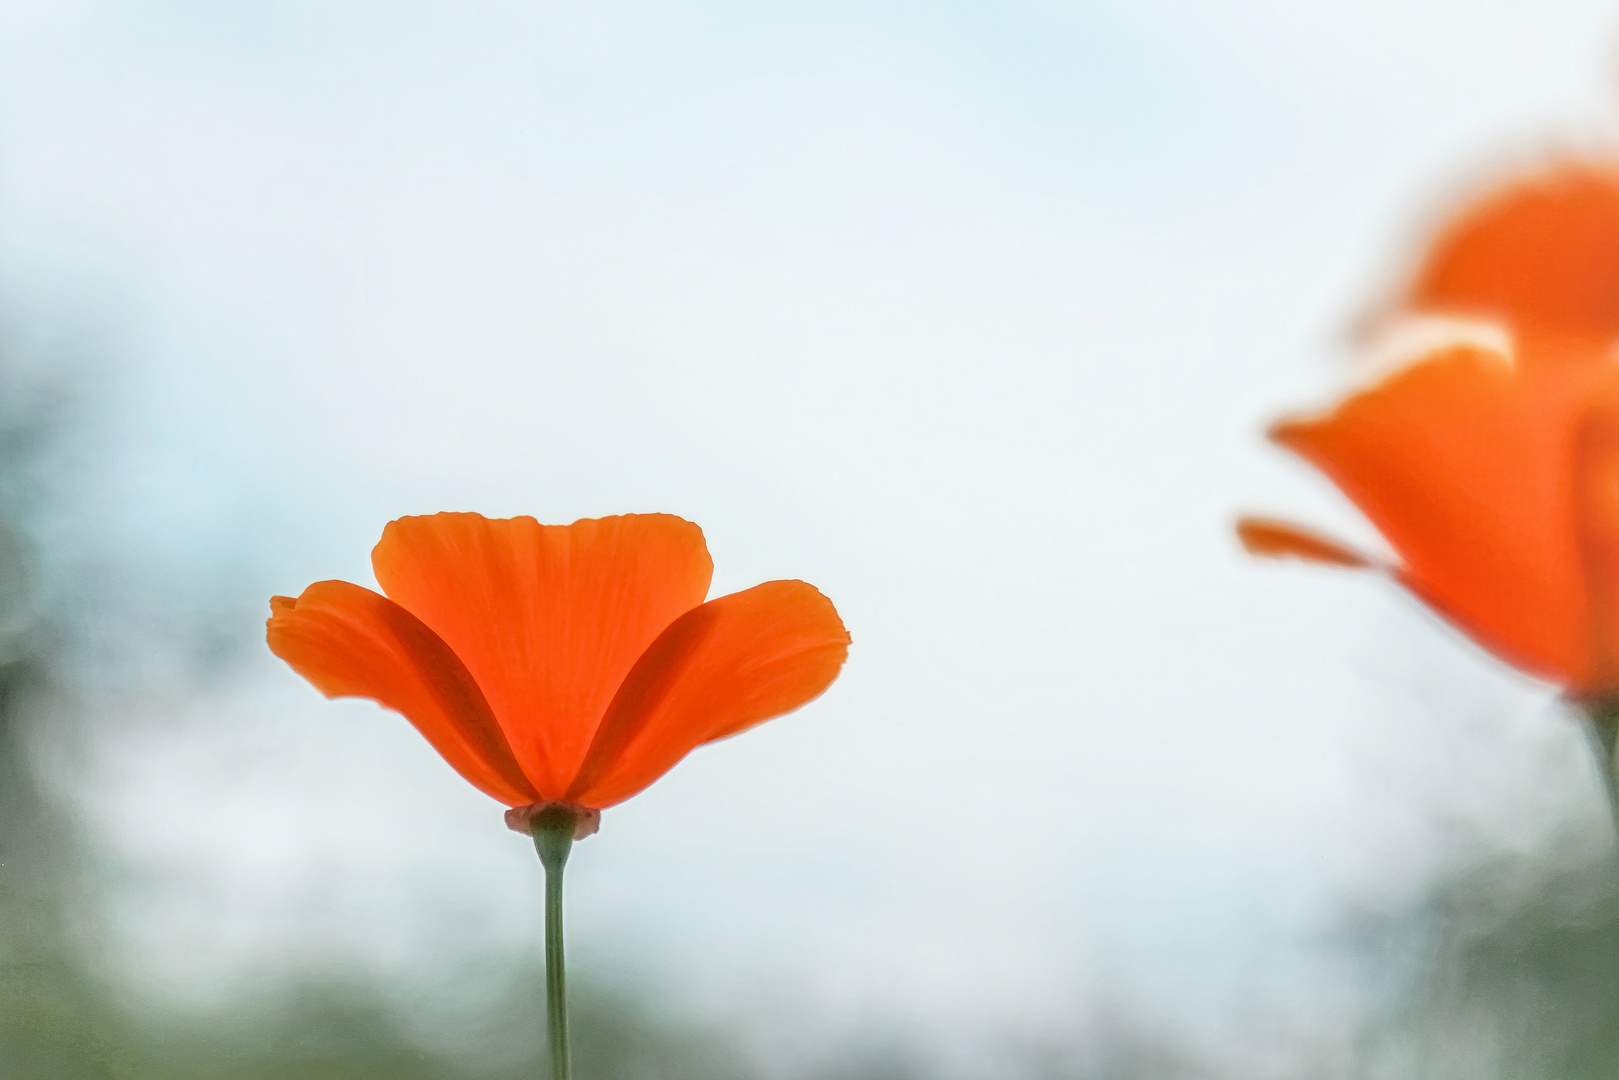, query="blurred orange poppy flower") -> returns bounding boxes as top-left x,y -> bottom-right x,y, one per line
1242,158 -> 1619,695
267,513 -> 850,820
